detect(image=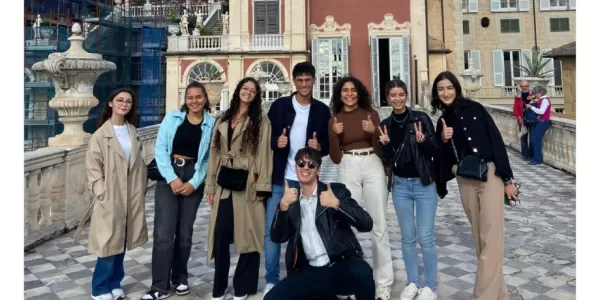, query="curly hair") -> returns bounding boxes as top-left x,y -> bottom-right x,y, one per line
214,77 -> 263,155
329,76 -> 373,115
